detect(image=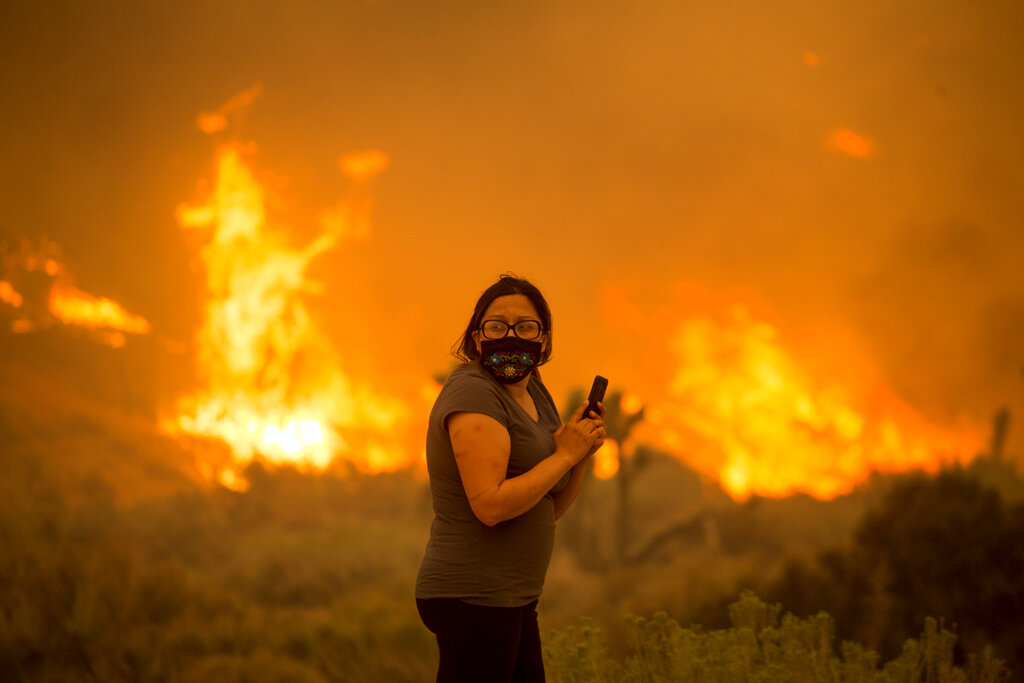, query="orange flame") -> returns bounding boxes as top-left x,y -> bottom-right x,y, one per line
592,440 -> 621,479
48,283 -> 151,336
196,84 -> 264,134
646,306 -> 981,499
2,239 -> 150,345
603,284 -> 983,499
314,152 -> 388,243
338,150 -> 389,183
591,394 -> 643,481
0,280 -> 23,308
172,135 -> 409,486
